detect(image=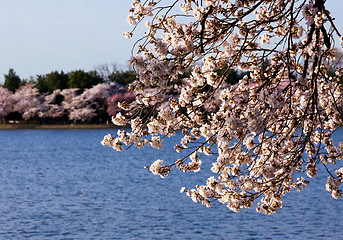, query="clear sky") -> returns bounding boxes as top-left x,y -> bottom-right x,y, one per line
0,0 -> 342,83
0,0 -> 135,82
